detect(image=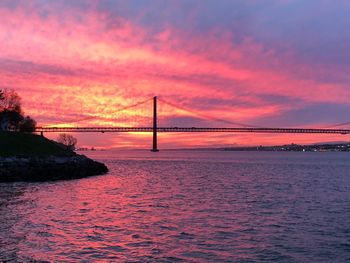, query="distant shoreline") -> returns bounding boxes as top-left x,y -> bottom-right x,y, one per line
159,143 -> 350,152
85,143 -> 350,152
